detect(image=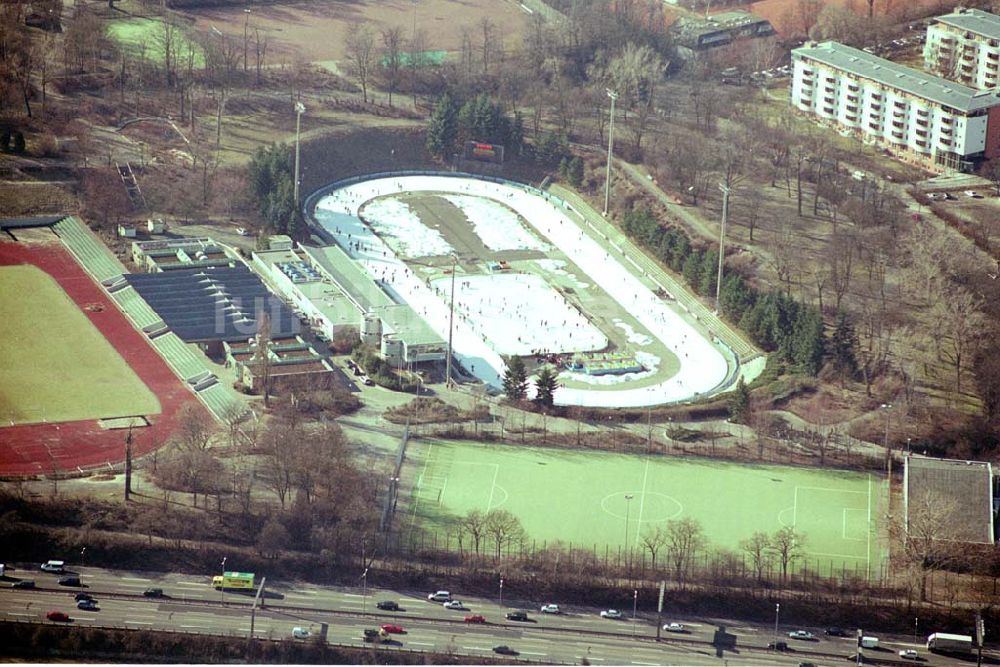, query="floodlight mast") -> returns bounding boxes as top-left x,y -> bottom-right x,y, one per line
293,102 -> 306,211
603,89 -> 619,217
